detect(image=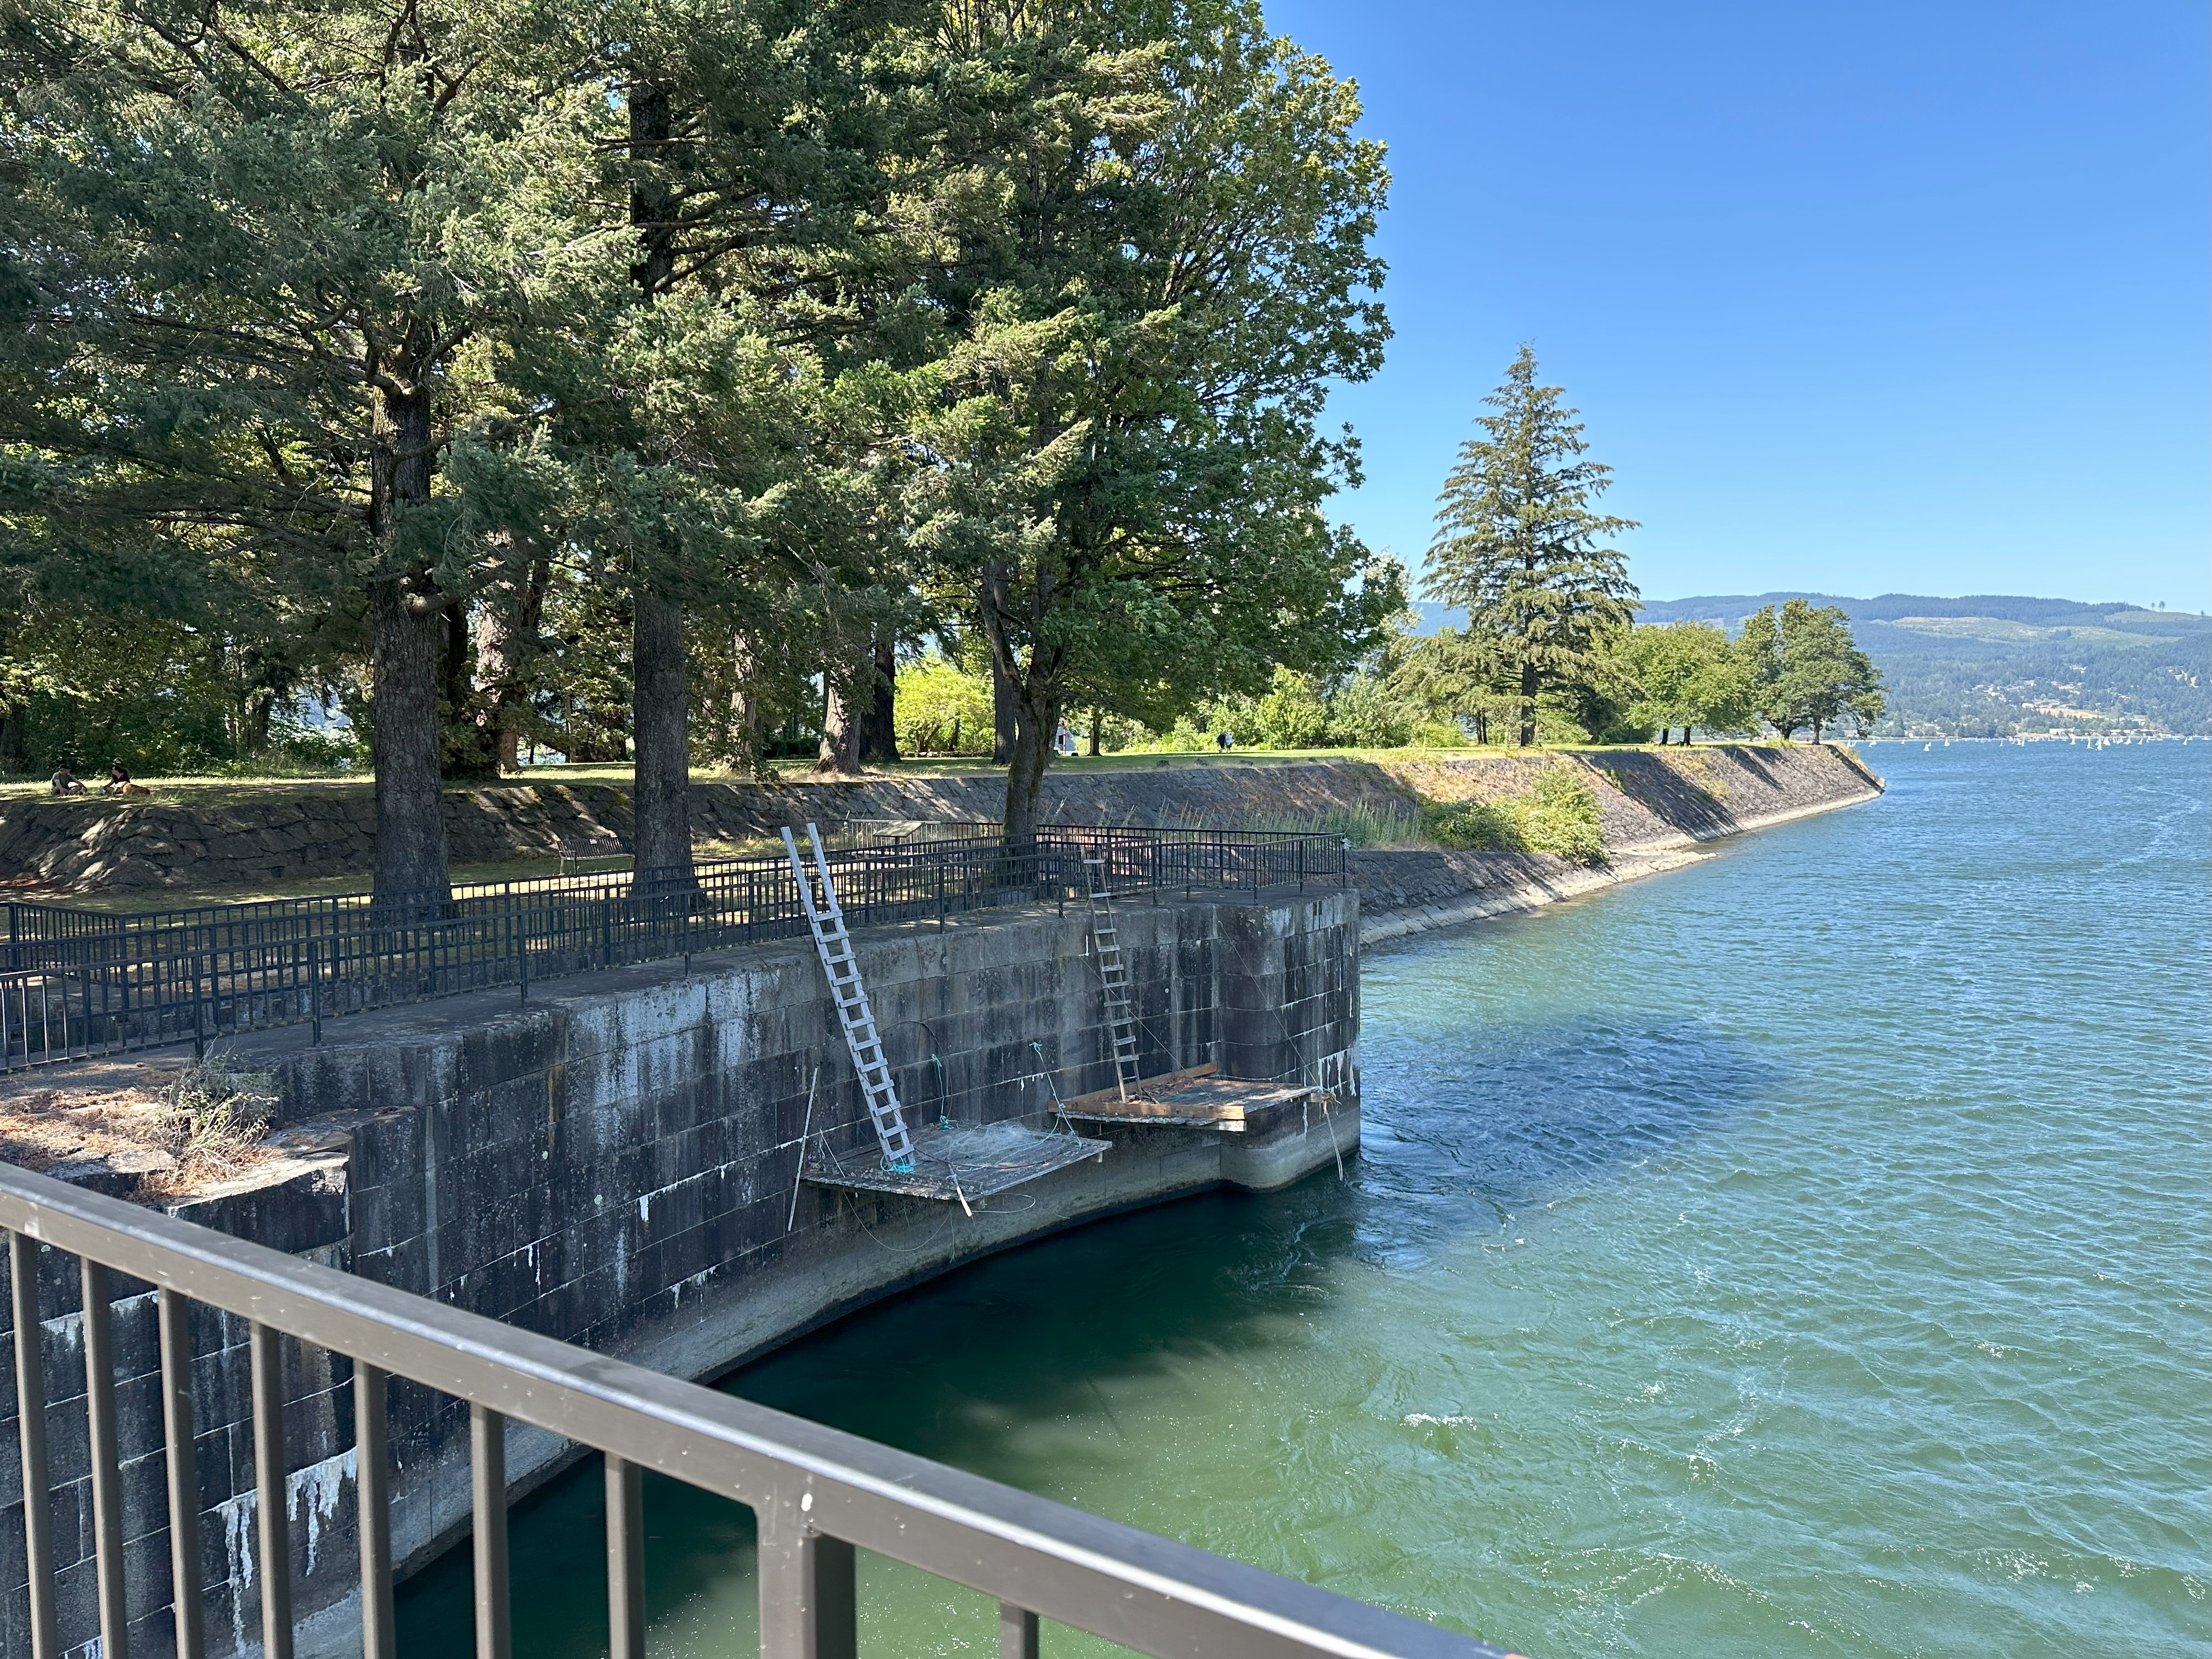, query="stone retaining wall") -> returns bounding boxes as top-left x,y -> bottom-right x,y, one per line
1,743 -> 1882,896
1351,743 -> 1884,942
